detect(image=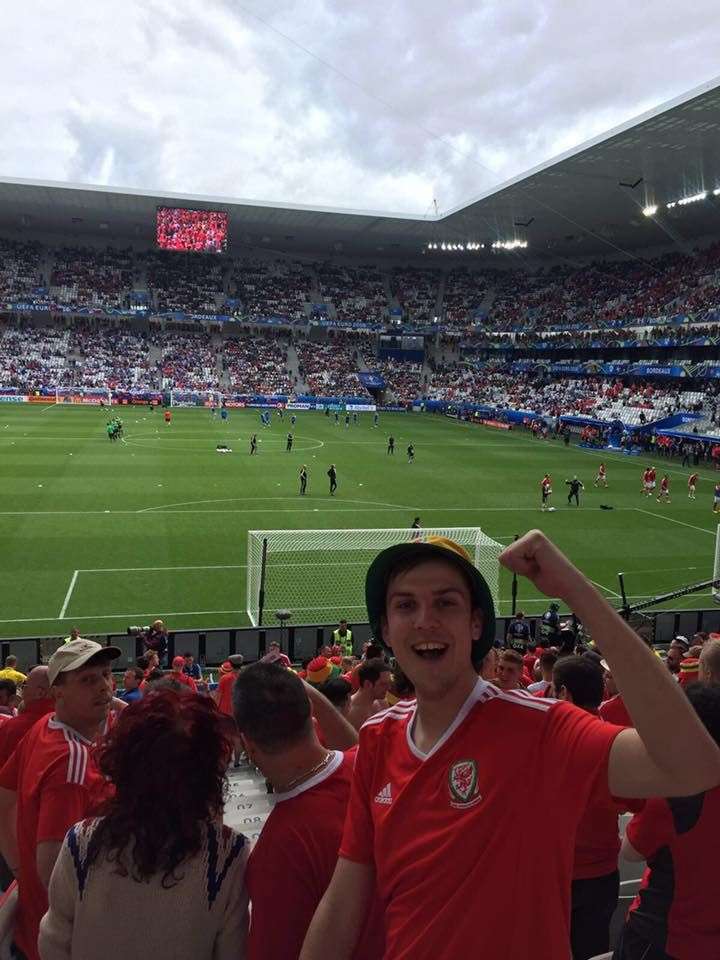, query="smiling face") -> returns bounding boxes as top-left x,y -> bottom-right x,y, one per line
381,559 -> 482,698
